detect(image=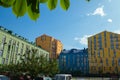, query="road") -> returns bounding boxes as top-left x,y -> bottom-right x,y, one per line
72,77 -> 119,80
